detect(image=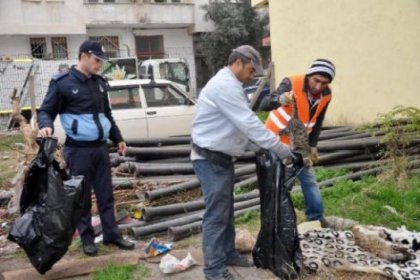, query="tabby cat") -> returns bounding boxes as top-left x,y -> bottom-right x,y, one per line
281,93 -> 312,166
